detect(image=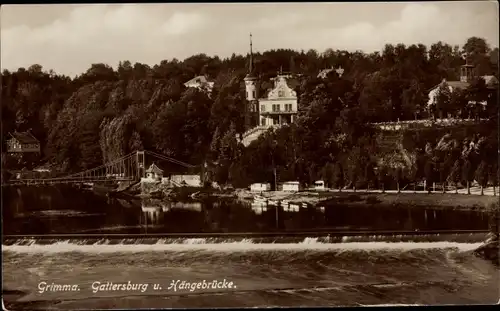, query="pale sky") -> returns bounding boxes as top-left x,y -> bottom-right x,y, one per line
1,1 -> 498,77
